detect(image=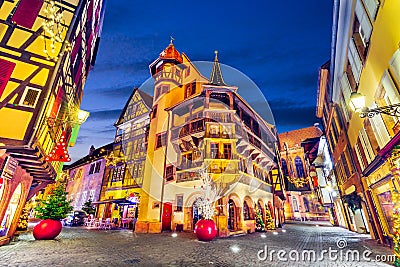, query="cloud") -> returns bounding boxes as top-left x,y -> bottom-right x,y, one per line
86,109 -> 122,121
